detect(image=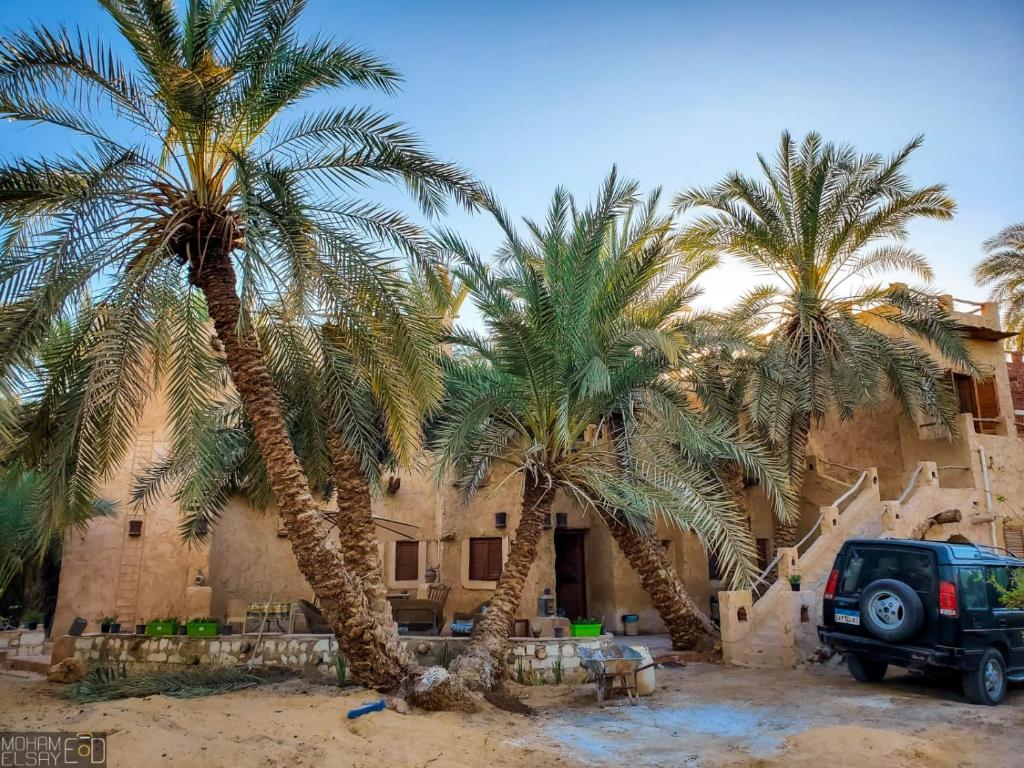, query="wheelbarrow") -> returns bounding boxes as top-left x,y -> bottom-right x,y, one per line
578,643 -> 655,706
